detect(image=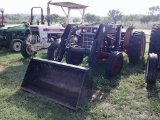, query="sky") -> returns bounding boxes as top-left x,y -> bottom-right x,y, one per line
1,0 -> 160,17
